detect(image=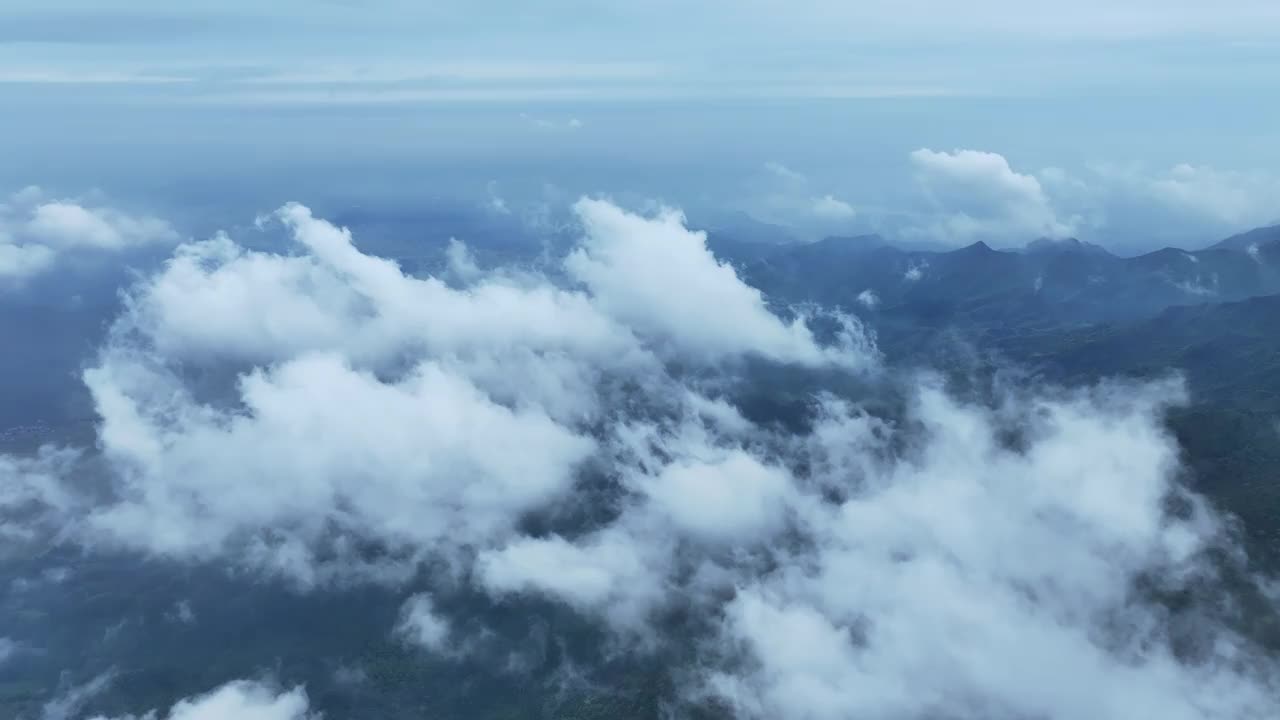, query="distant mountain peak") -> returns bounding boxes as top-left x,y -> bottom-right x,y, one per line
1024,236 -> 1112,257
1209,223 -> 1280,252
958,240 -> 996,254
